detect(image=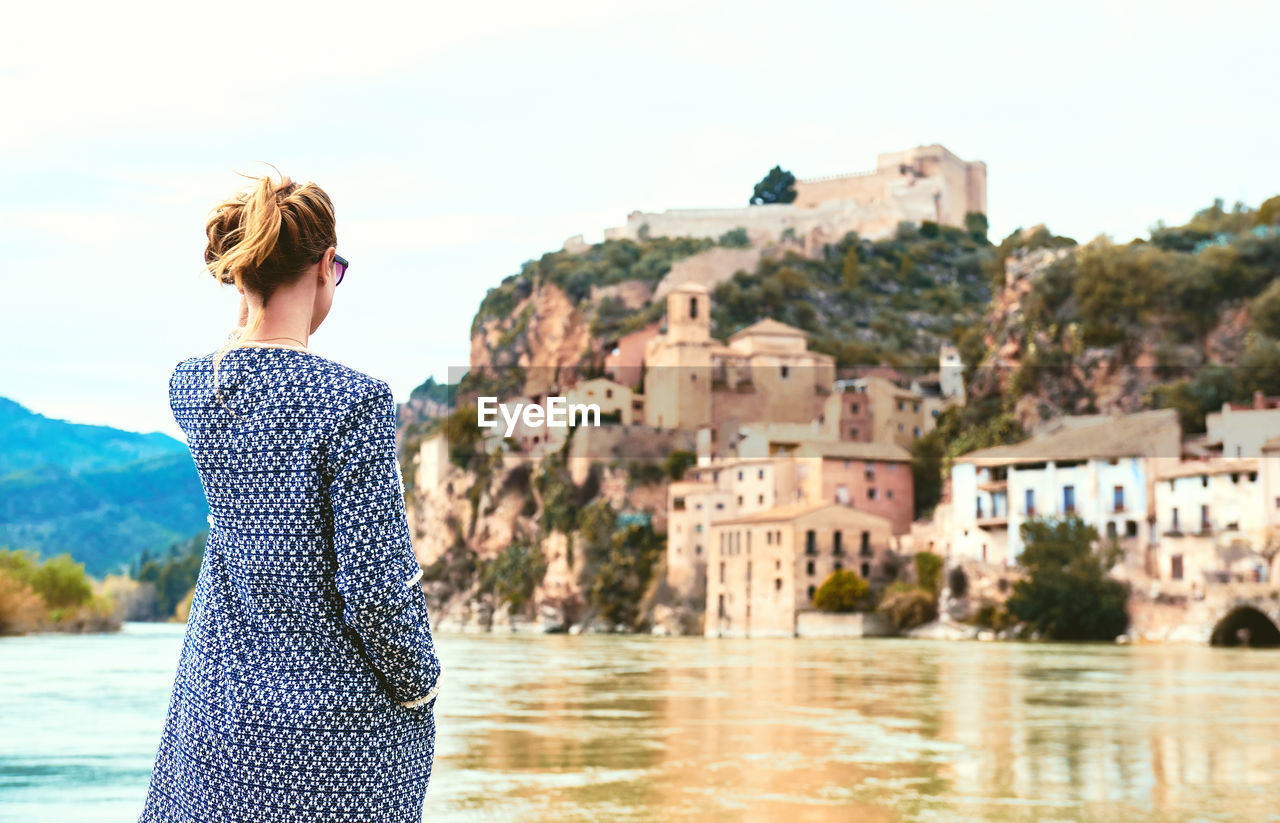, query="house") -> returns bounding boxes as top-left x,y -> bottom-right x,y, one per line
950,409 -> 1181,567
706,502 -> 895,637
